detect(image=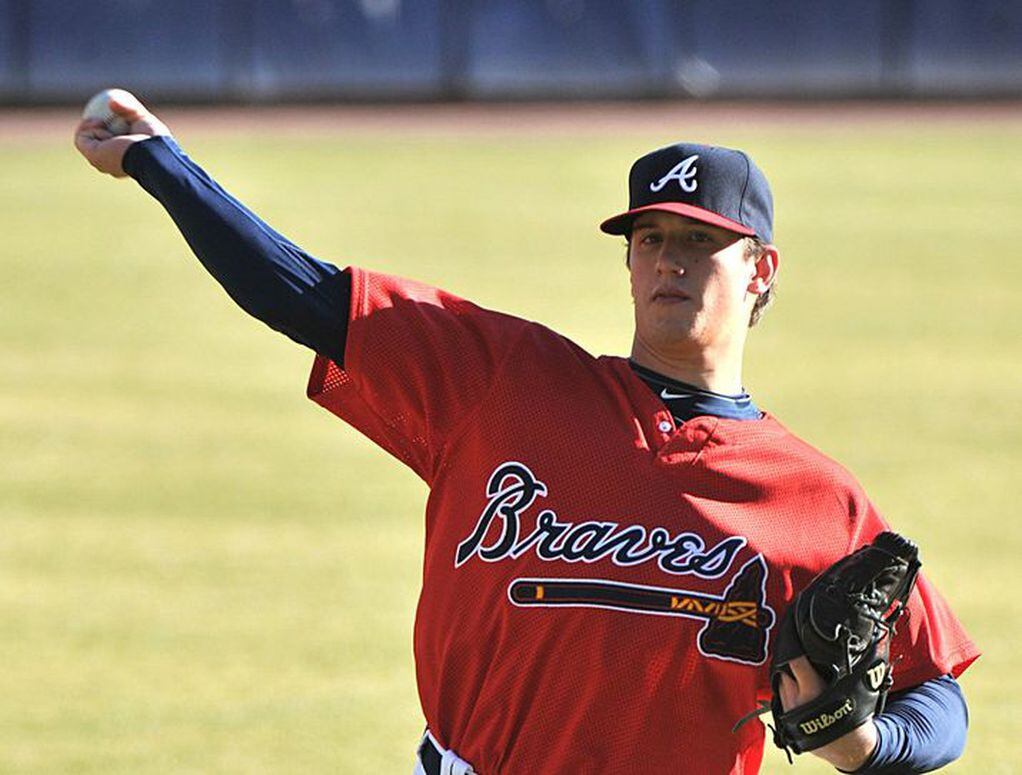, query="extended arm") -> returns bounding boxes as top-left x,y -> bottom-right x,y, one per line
73,93 -> 351,365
